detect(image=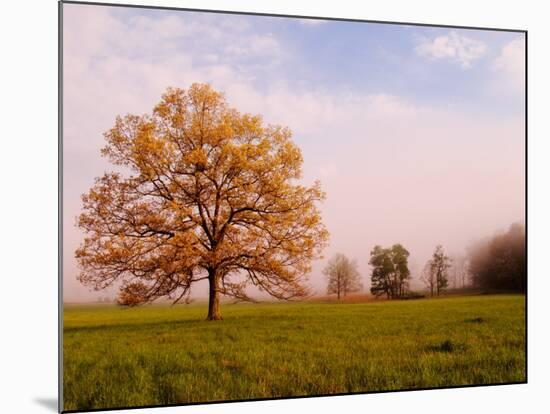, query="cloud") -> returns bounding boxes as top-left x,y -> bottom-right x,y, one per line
416,31 -> 487,69
493,38 -> 525,94
224,34 -> 282,58
298,18 -> 327,26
